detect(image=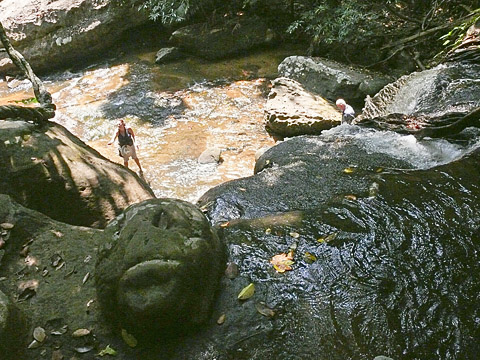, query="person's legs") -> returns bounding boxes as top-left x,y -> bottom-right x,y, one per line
134,157 -> 143,173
